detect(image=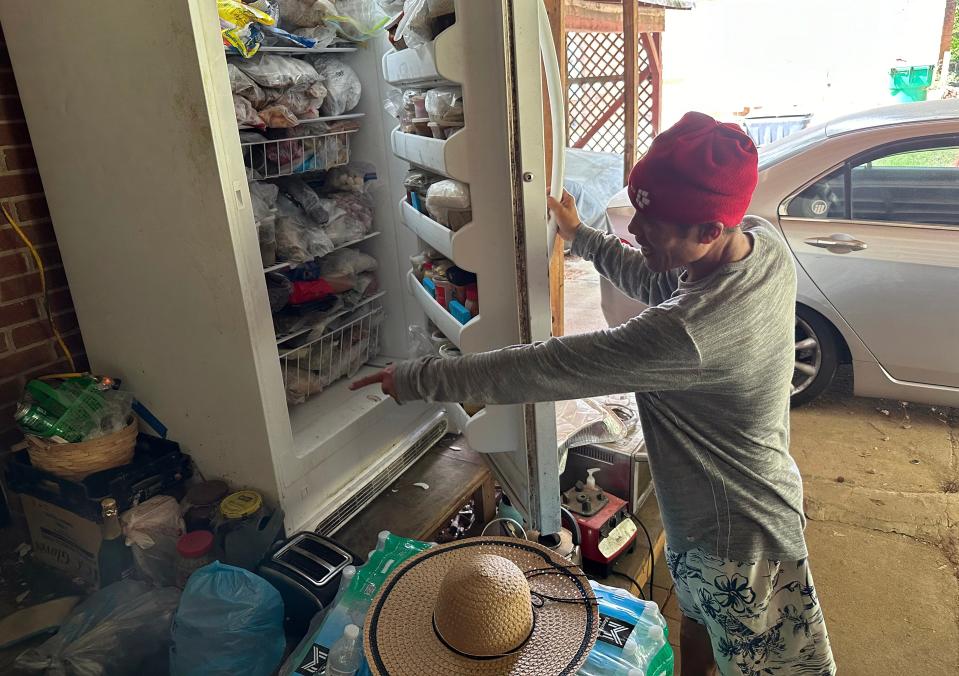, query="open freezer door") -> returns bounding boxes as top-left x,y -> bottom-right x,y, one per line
384,0 -> 560,534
